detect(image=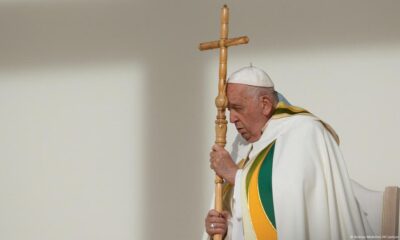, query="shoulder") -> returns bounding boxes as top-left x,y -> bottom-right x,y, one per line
271,116 -> 331,180
279,115 -> 326,137
272,115 -> 333,157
